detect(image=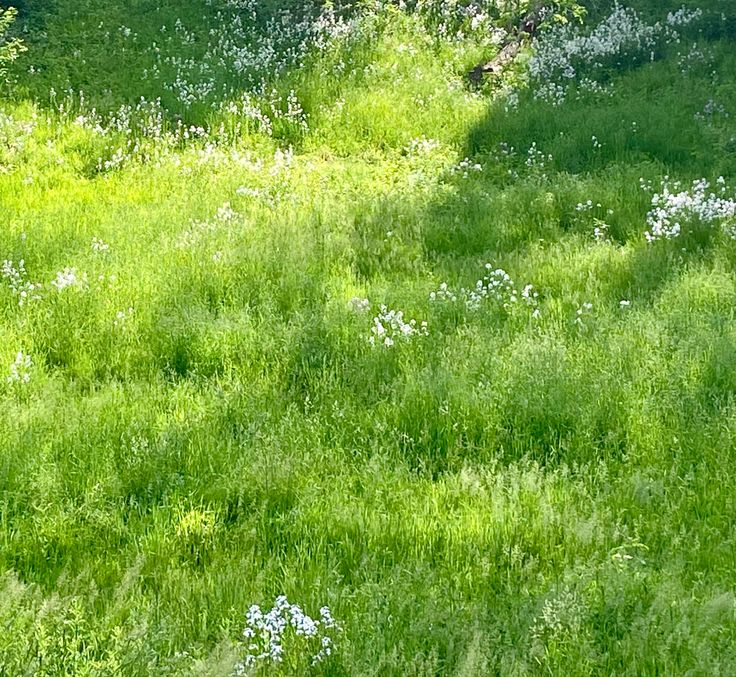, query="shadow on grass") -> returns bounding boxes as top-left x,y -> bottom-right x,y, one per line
10,0 -> 376,141
376,31 -> 736,474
